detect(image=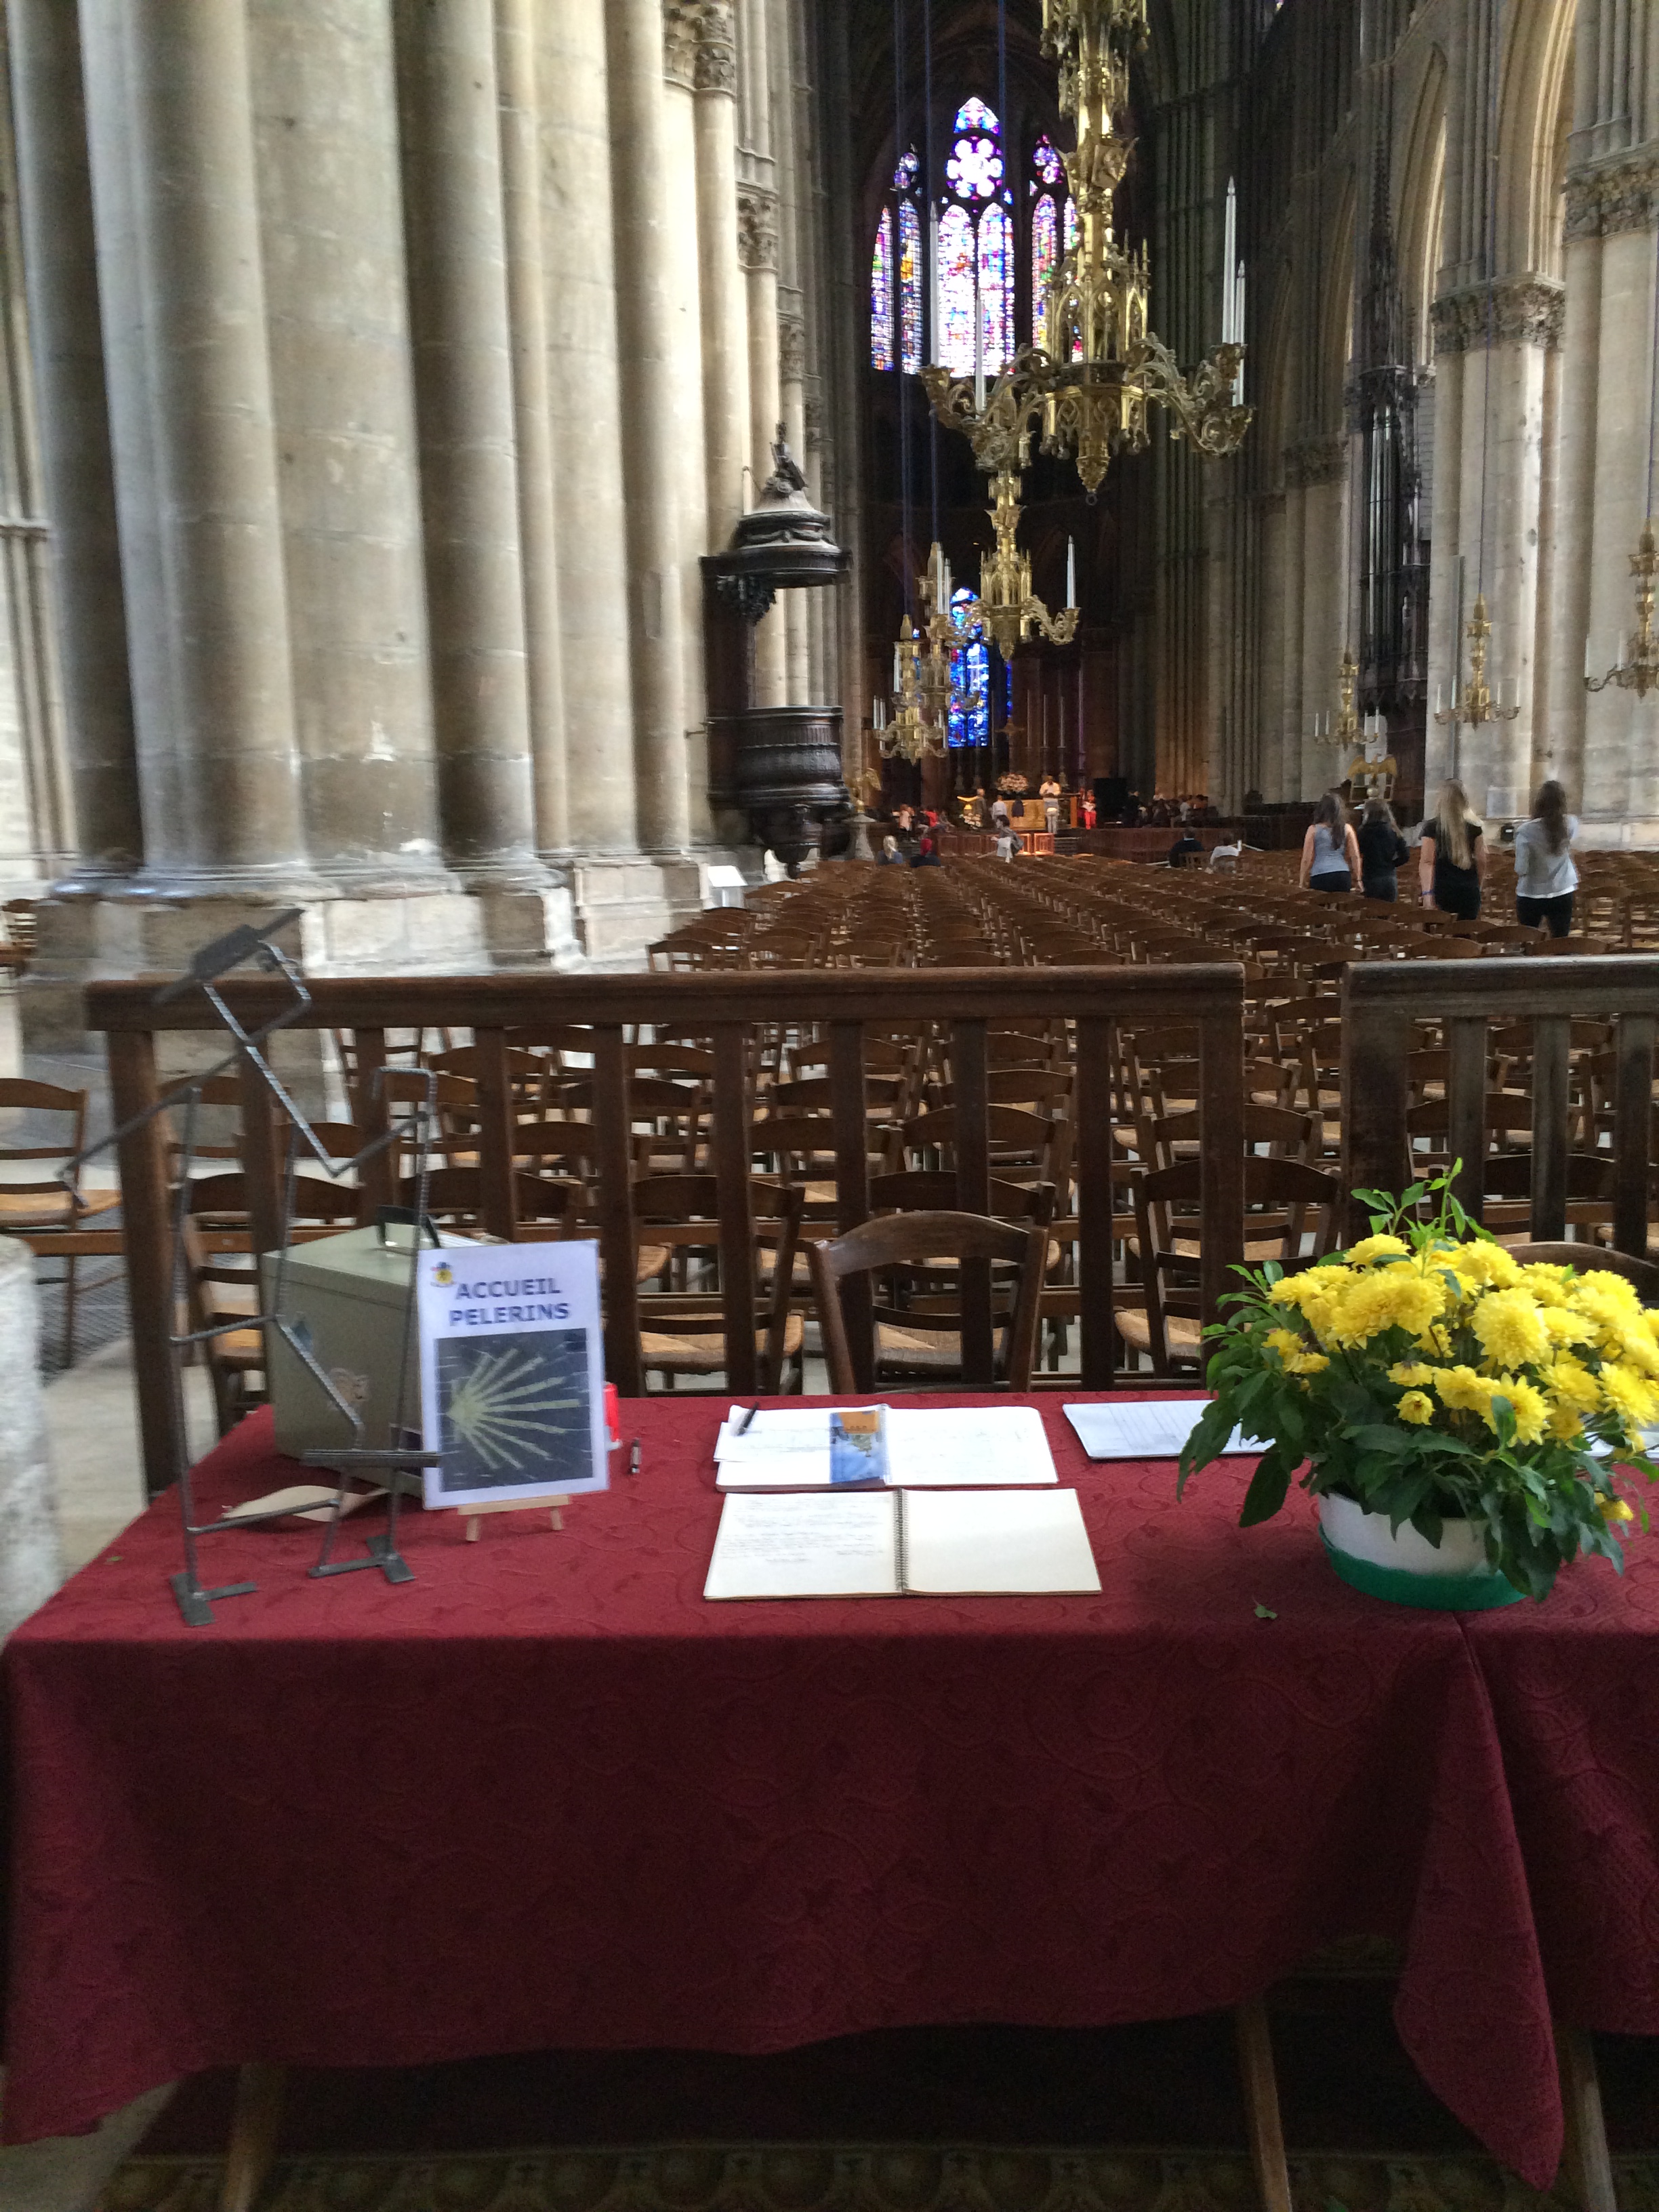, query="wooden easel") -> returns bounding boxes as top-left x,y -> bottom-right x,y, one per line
459,1495 -> 568,1540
